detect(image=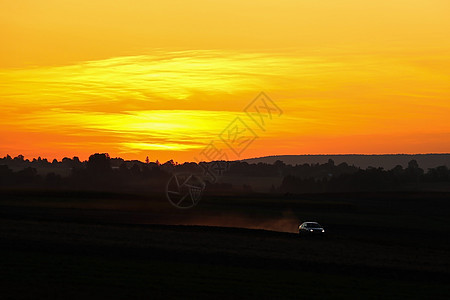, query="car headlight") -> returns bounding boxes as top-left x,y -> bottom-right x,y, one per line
322,229 -> 325,232
310,229 -> 313,232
